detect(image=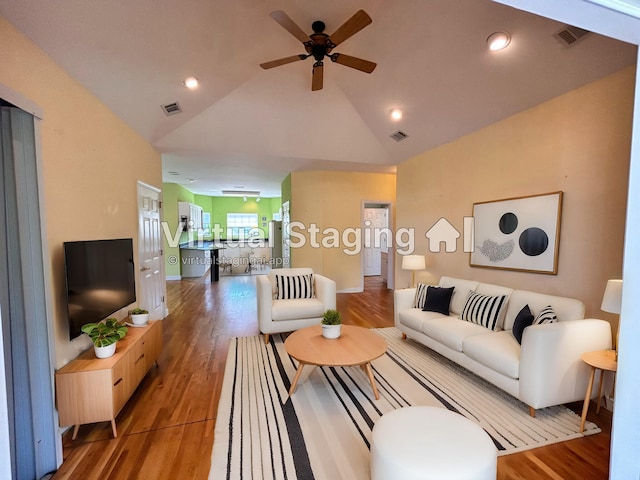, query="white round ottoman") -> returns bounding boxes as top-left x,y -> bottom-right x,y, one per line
371,406 -> 497,480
